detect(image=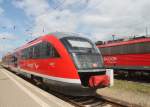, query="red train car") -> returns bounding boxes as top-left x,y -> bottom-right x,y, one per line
2,32 -> 110,96
96,36 -> 150,73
